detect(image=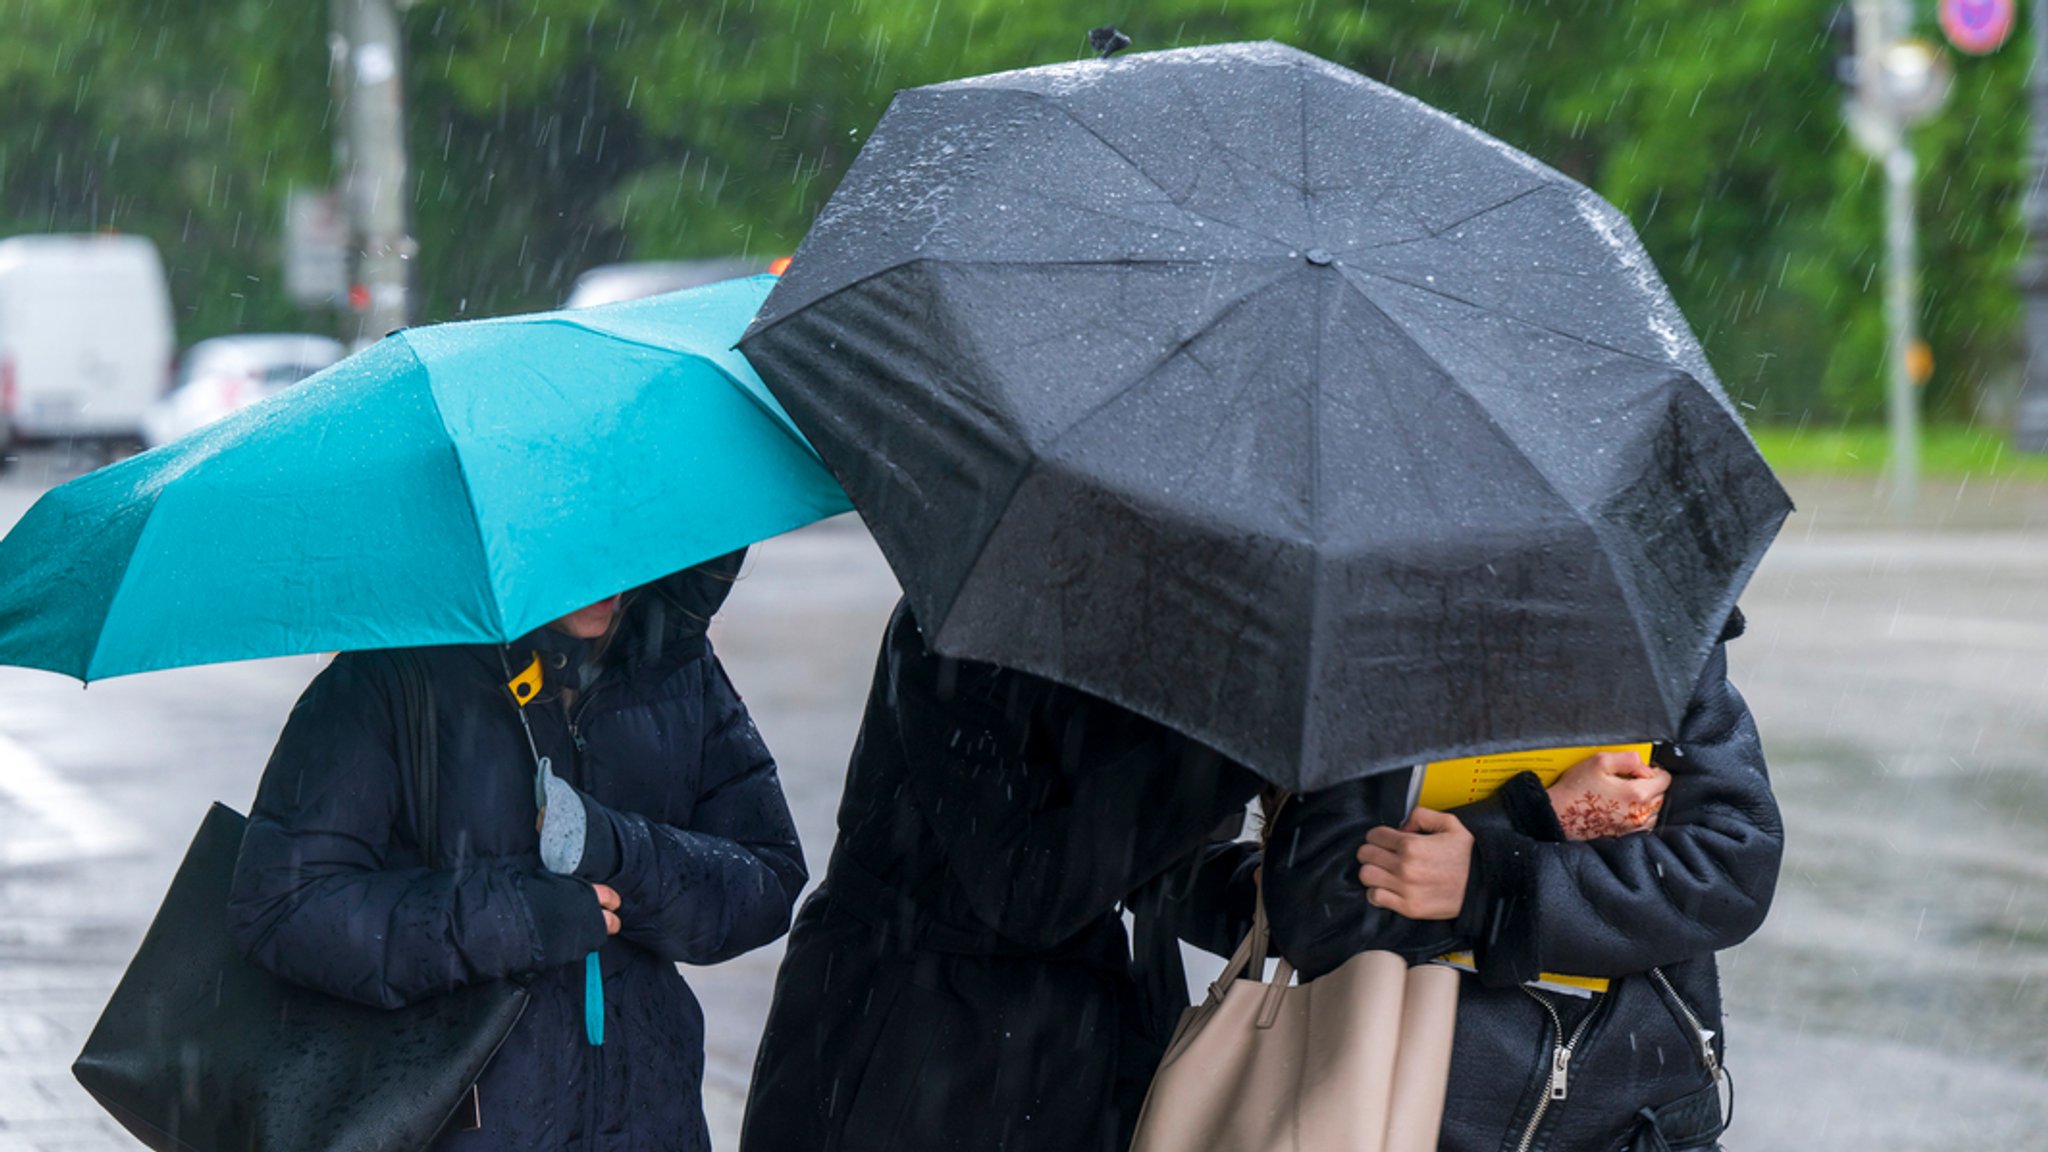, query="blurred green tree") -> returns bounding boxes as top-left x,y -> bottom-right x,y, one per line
0,0 -> 2027,424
